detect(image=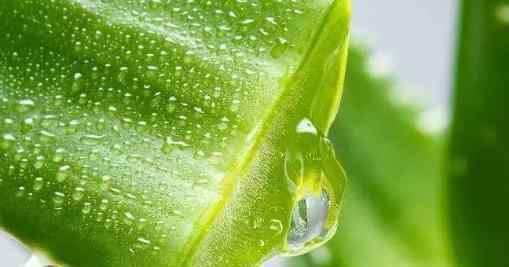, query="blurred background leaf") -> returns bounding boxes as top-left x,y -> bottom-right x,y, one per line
447,1 -> 509,267
289,46 -> 454,267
